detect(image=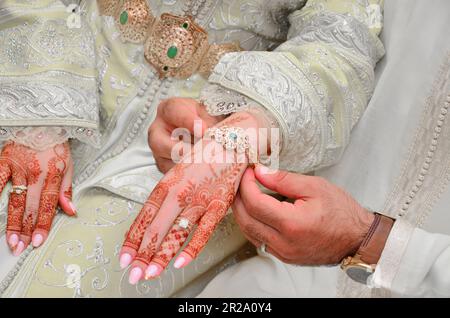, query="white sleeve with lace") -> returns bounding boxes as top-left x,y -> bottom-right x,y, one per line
202,0 -> 385,173
0,0 -> 100,150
